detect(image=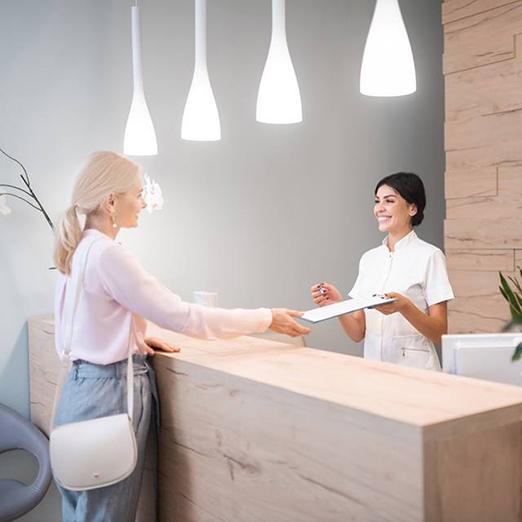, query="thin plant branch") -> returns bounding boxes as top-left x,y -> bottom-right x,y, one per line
0,183 -> 32,197
0,146 -> 30,185
0,149 -> 56,271
26,184 -> 54,230
0,192 -> 43,211
0,148 -> 54,230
